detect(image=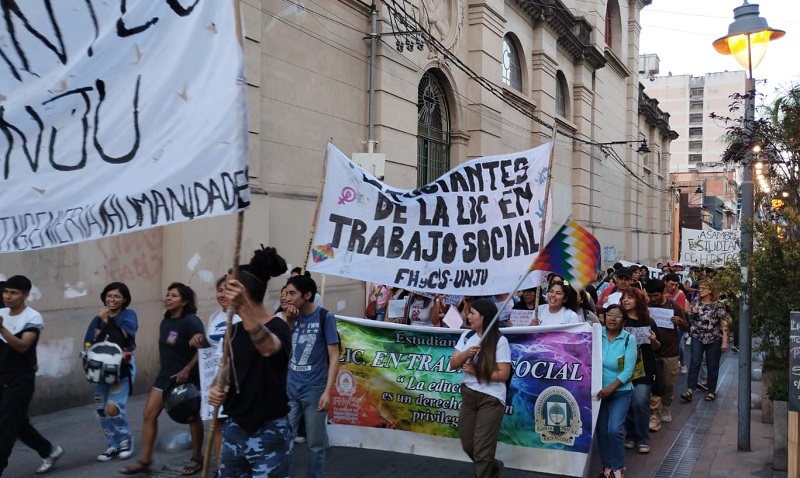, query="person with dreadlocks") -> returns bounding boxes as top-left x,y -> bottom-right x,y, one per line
450,299 -> 511,478
207,246 -> 291,477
